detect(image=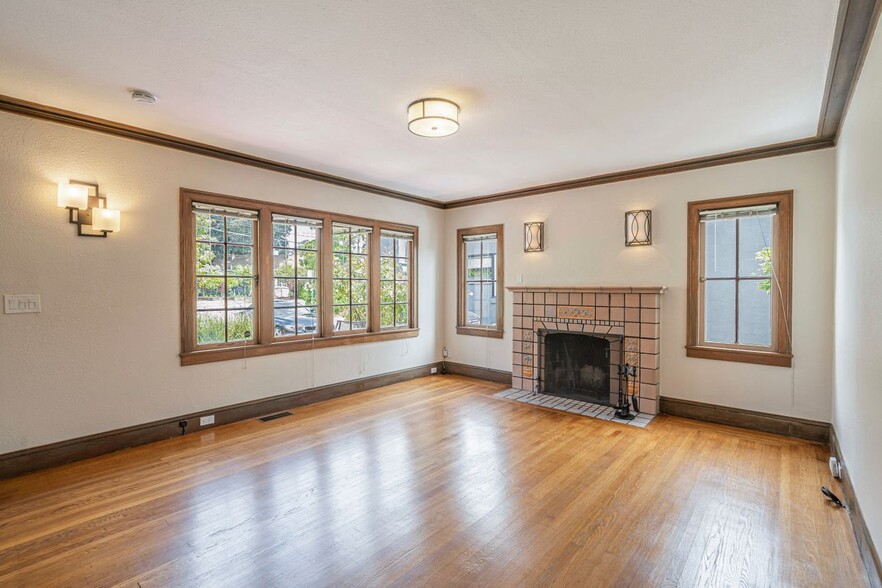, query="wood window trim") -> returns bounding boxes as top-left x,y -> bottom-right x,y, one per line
456,224 -> 504,338
180,188 -> 418,365
686,190 -> 793,367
